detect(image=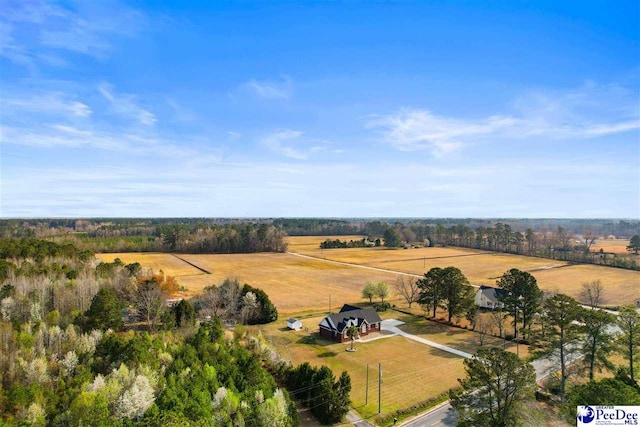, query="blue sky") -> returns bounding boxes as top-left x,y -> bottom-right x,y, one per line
1,0 -> 638,218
